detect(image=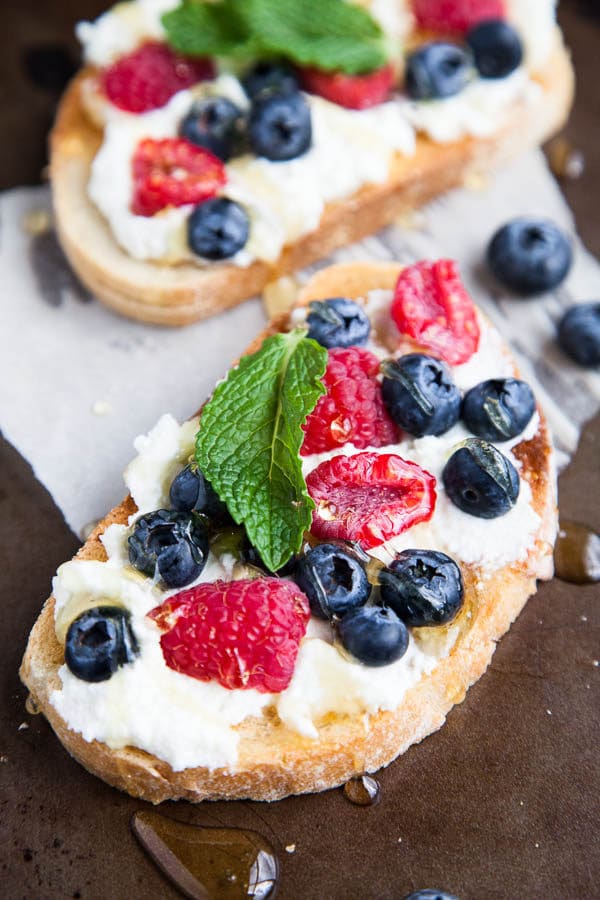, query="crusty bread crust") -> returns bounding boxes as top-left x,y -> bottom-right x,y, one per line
50,44 -> 574,325
20,262 -> 557,802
